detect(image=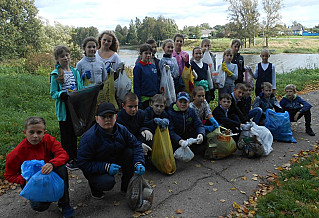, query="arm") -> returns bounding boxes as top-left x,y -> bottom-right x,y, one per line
191,109 -> 205,136
46,135 -> 69,167
50,73 -> 63,100
212,107 -> 241,129
297,96 -> 312,114
253,64 -> 258,79
122,127 -> 145,165
76,61 -> 83,77
272,65 -> 276,89
253,97 -> 261,109
143,108 -> 157,134
230,64 -> 238,80
5,152 -> 25,185
101,62 -> 107,82
204,100 -> 213,119
133,65 -> 142,105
